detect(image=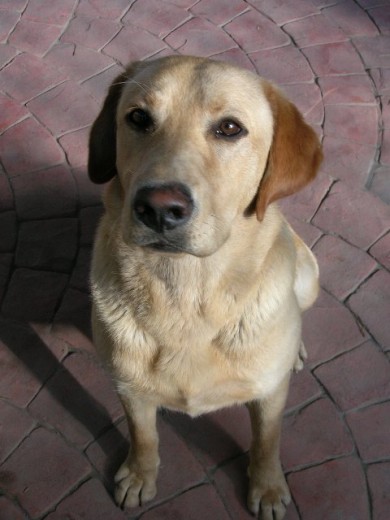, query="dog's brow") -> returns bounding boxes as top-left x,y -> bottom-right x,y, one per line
127,79 -> 153,95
